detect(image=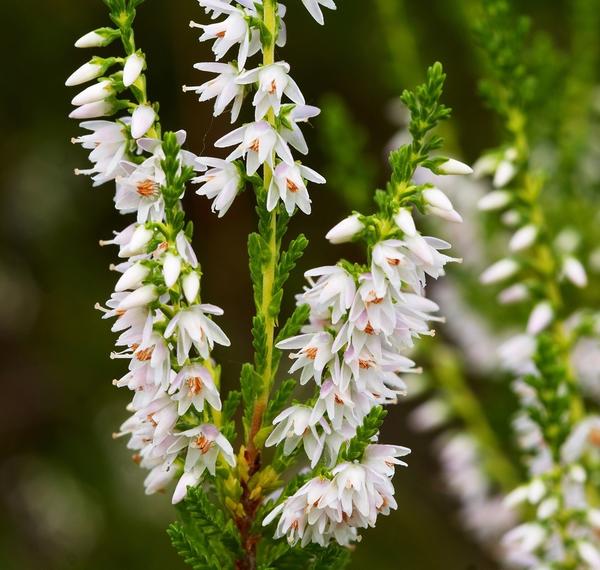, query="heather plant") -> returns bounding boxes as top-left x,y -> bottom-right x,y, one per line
64,0 -> 600,568
66,0 -> 472,567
